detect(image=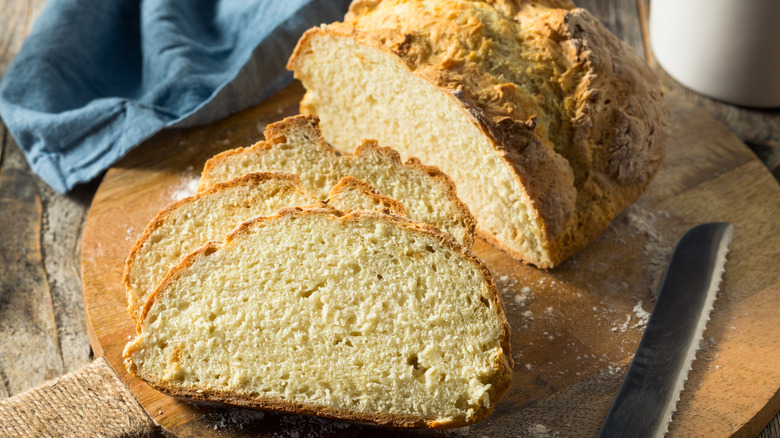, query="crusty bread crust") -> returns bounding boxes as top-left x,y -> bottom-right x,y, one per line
288,0 -> 668,267
126,207 -> 512,428
201,114 -> 477,248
